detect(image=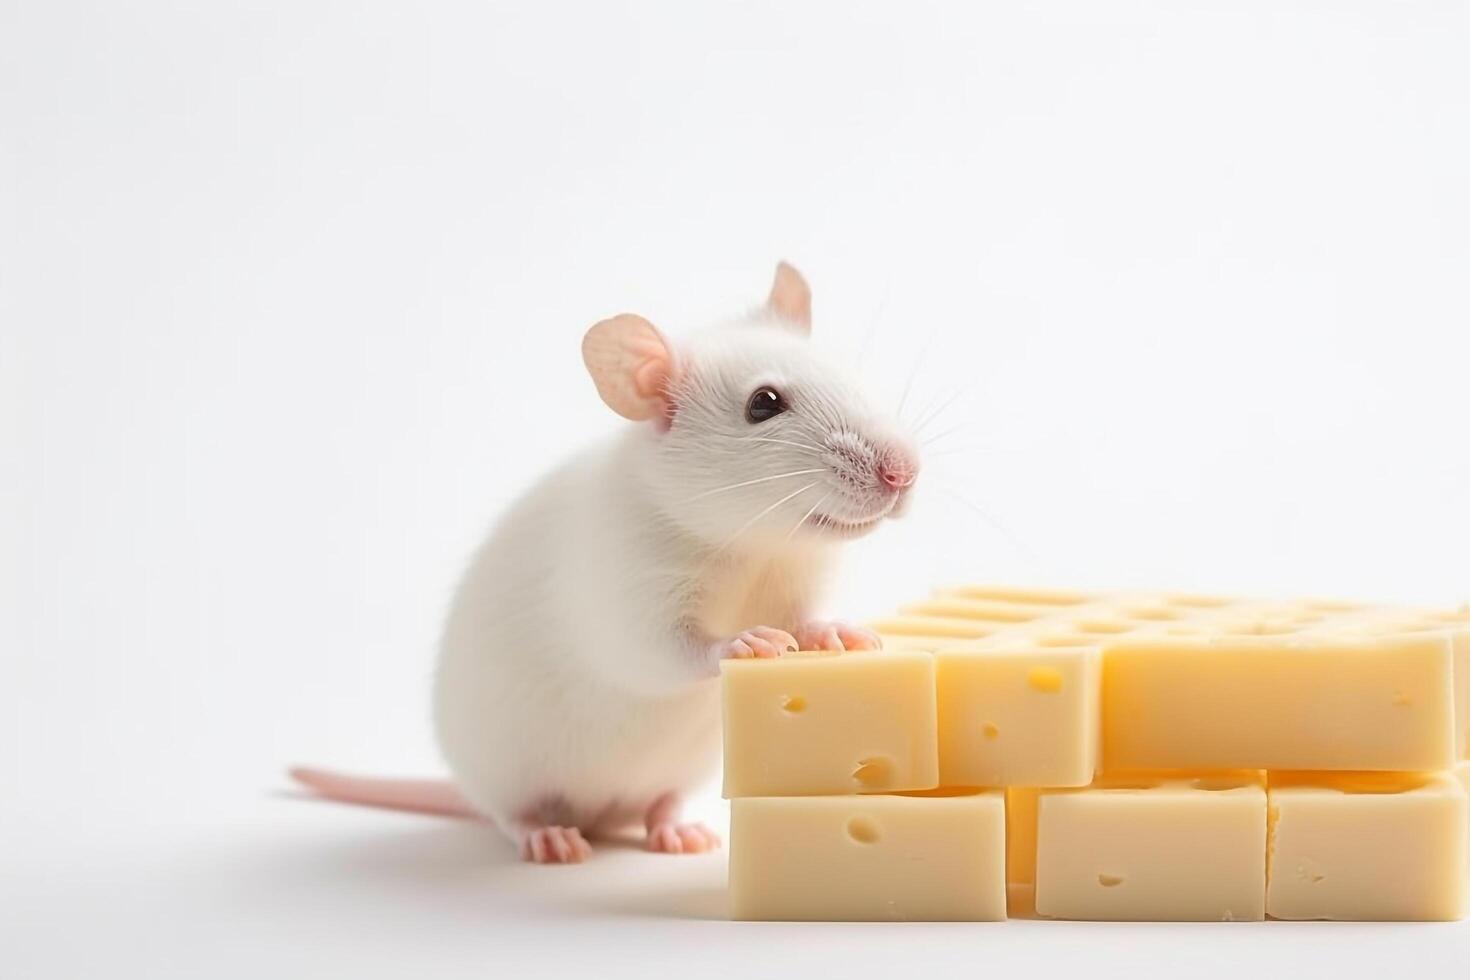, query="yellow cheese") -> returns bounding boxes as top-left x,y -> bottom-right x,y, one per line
867,615 -> 1000,640
1266,771 -> 1467,921
1343,616 -> 1470,762
1102,631 -> 1456,772
1458,761 -> 1470,884
937,584 -> 1096,607
729,790 -> 1006,921
936,644 -> 1100,787
1407,626 -> 1470,760
1034,771 -> 1268,921
899,598 -> 1048,622
720,650 -> 938,798
1005,787 -> 1039,885
1447,629 -> 1470,760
